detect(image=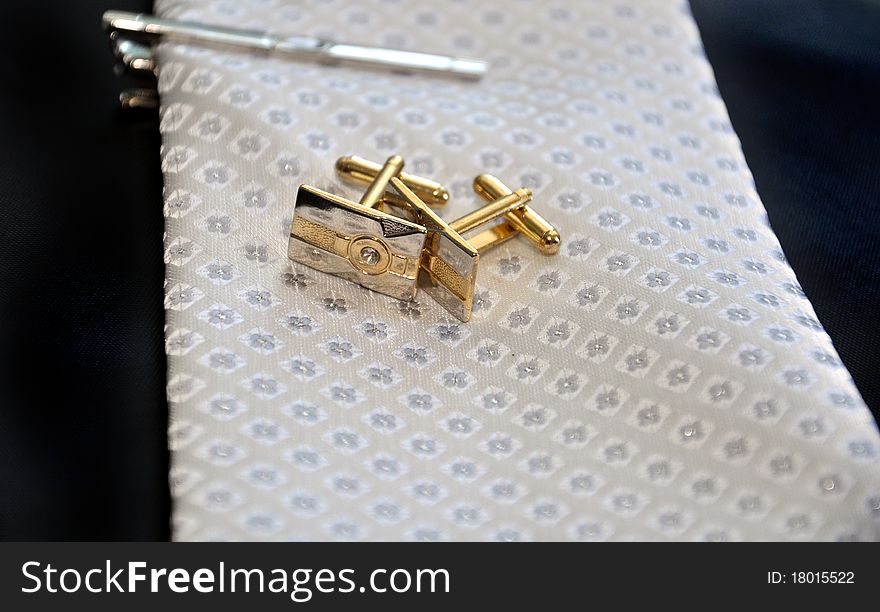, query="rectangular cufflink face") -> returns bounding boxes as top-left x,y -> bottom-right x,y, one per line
388,178 -> 479,322
288,185 -> 427,301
